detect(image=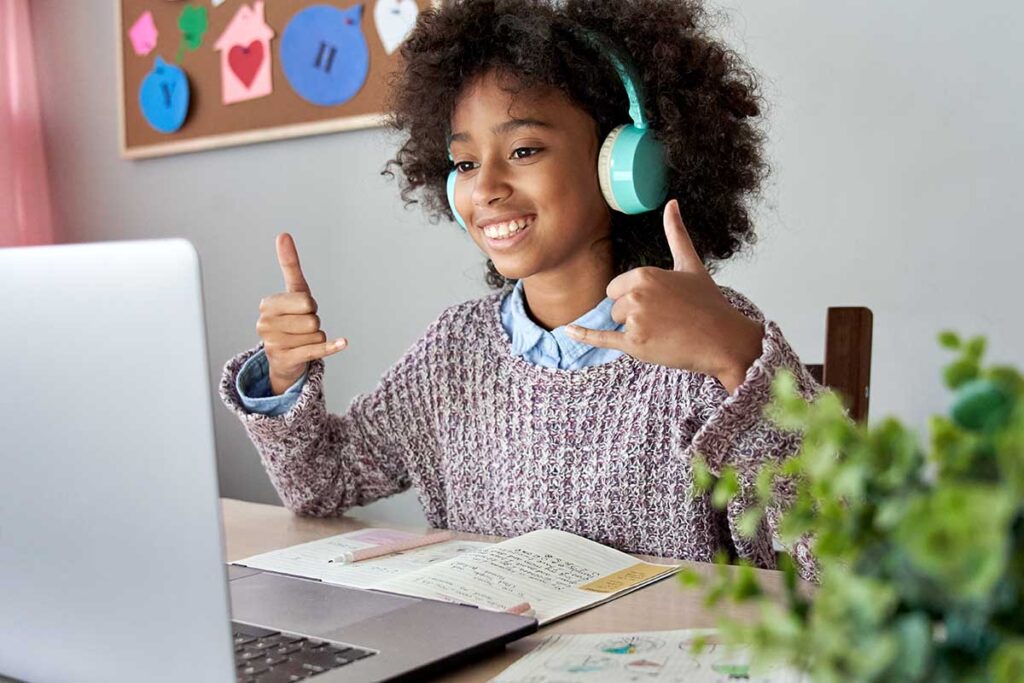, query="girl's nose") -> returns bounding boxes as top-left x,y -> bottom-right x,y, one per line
470,161 -> 513,209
